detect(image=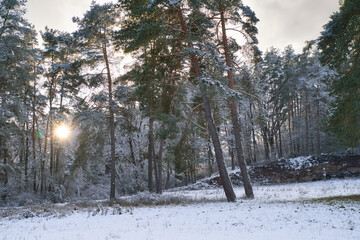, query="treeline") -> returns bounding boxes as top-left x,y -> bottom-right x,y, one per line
0,0 -> 358,205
